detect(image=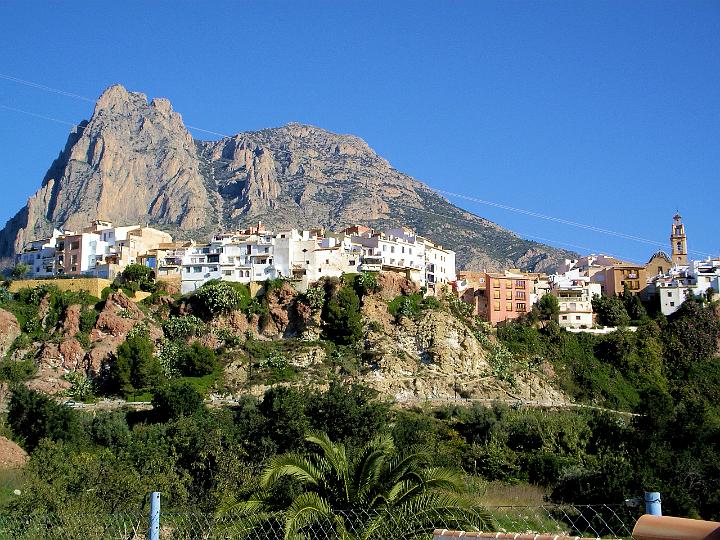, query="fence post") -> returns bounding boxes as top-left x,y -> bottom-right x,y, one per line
644,491 -> 661,516
149,491 -> 161,540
